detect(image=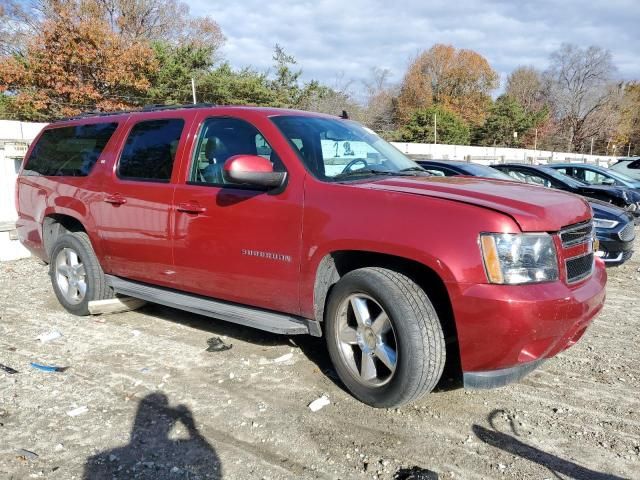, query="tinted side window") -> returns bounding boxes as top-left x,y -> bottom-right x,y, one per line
118,119 -> 184,182
190,117 -> 285,186
24,123 -> 118,176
